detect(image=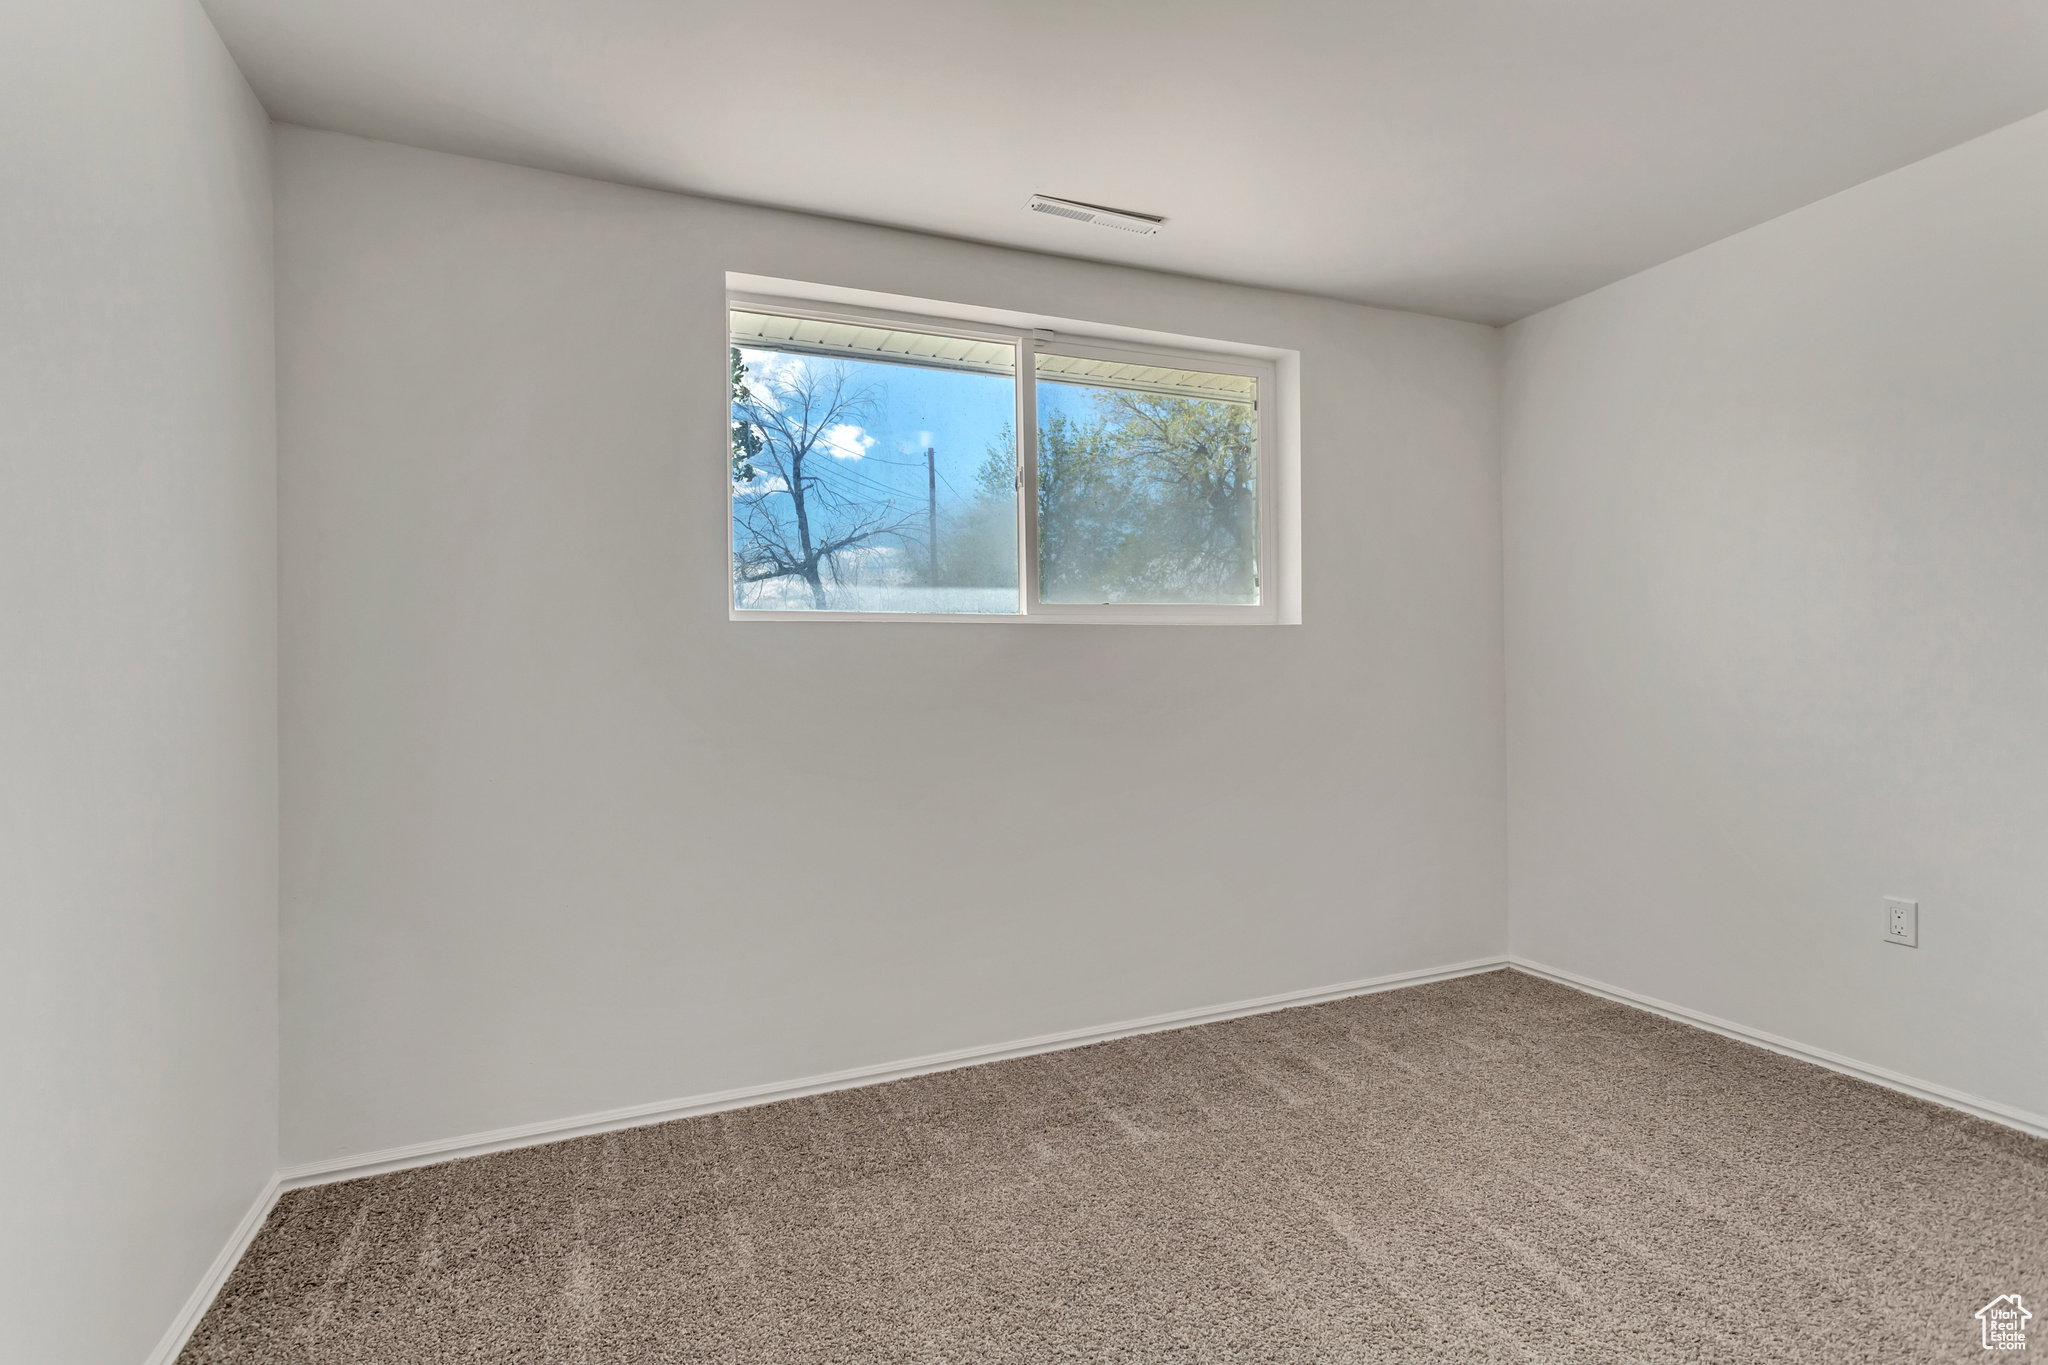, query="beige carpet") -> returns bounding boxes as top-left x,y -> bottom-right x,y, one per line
181,970 -> 2046,1363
